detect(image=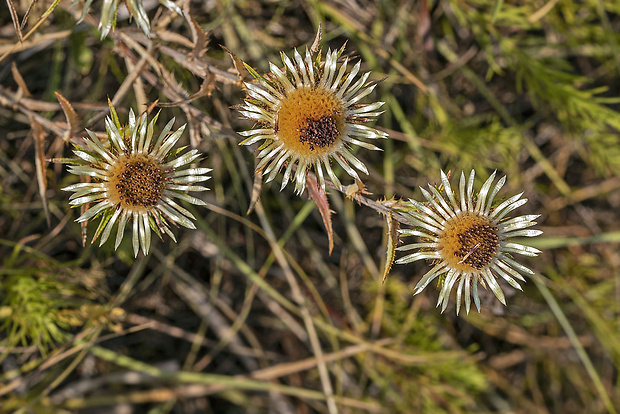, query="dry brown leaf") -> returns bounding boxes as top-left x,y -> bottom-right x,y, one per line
30,115 -> 51,226
54,91 -> 80,144
307,175 -> 334,255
